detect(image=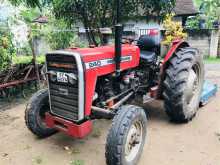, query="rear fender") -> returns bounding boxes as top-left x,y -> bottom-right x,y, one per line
157,40 -> 190,98
162,40 -> 189,66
